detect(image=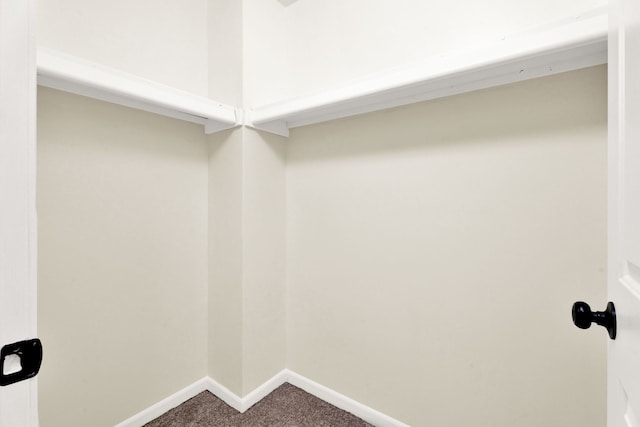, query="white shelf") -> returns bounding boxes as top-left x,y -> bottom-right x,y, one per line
246,11 -> 608,137
37,48 -> 240,134
37,10 -> 608,139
